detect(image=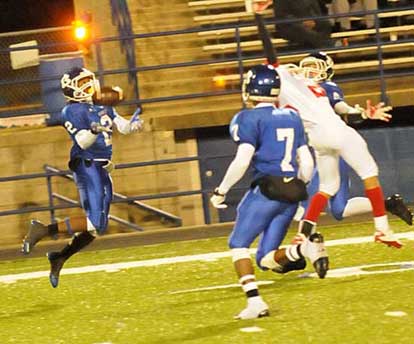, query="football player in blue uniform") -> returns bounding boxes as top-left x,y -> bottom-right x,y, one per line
296,52 -> 413,227
22,67 -> 143,287
210,64 -> 317,319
